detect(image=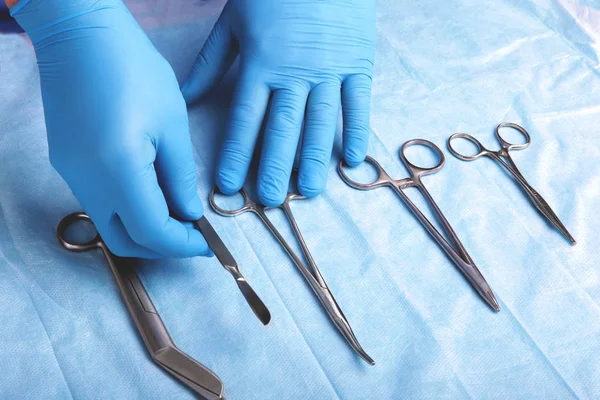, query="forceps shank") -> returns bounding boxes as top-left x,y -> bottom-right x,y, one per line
209,189 -> 375,365
279,198 -> 327,286
253,205 -> 318,285
448,123 -> 575,244
393,182 -> 474,266
487,151 -> 547,208
492,151 -> 575,243
259,203 -> 375,365
338,140 -> 500,311
392,183 -> 498,307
